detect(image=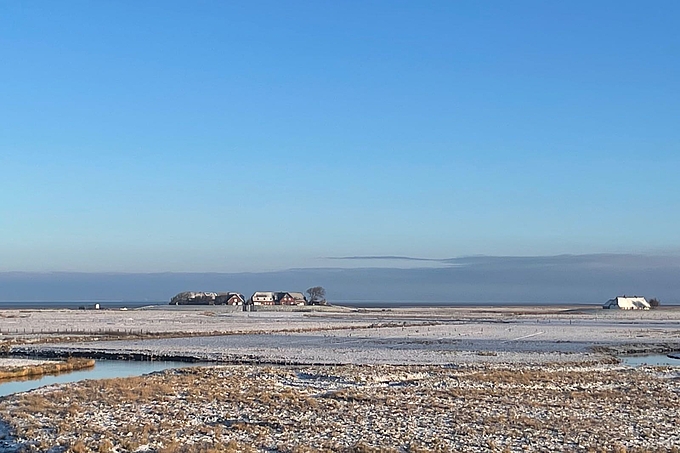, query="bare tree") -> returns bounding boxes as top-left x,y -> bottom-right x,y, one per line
306,286 -> 327,305
649,297 -> 661,308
